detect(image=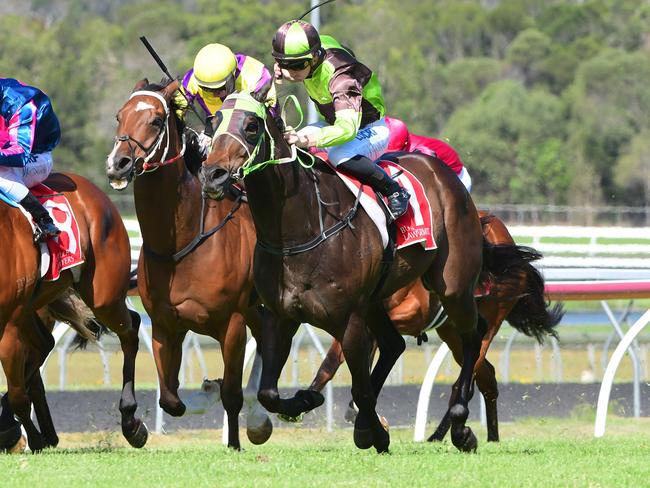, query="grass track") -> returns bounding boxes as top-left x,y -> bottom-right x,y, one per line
2,418 -> 650,487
